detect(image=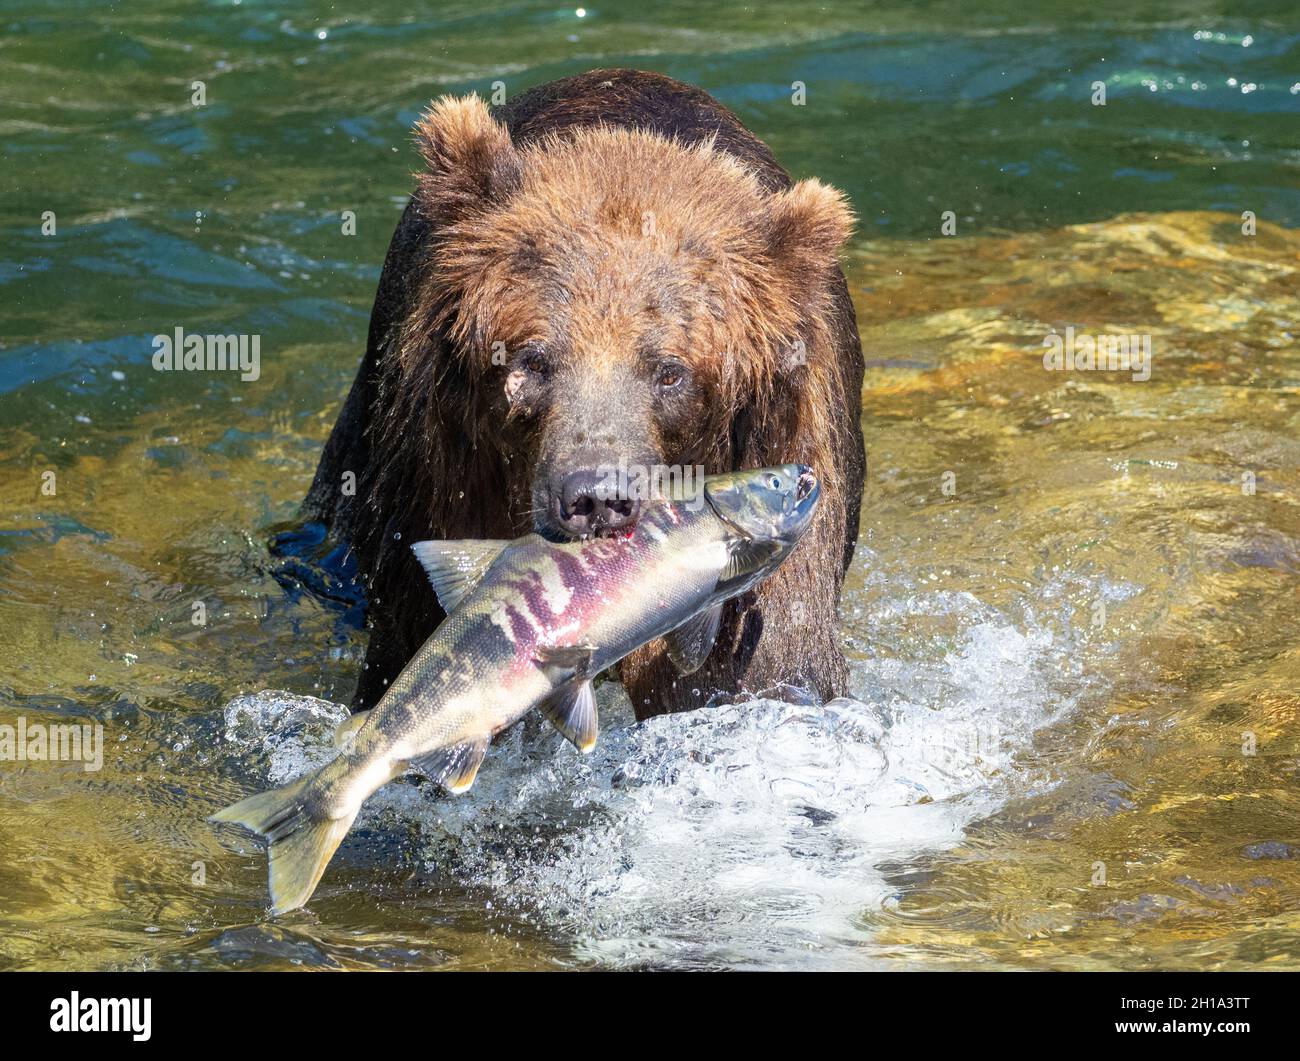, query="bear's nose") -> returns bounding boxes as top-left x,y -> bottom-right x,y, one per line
556,470 -> 641,538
